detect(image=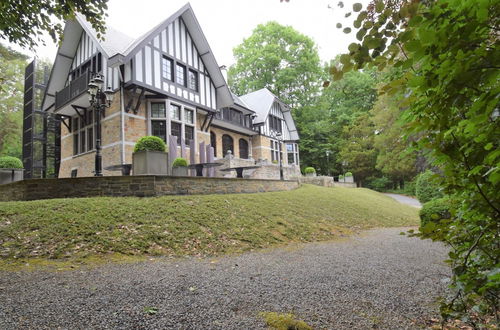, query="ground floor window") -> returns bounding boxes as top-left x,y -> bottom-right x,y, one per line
72,109 -> 95,156
286,143 -> 299,165
149,101 -> 195,146
270,139 -> 282,162
222,134 -> 233,157
239,139 -> 249,159
210,131 -> 217,157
